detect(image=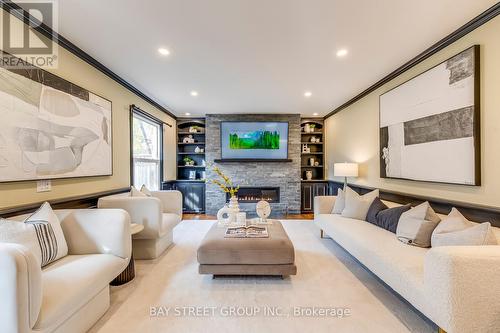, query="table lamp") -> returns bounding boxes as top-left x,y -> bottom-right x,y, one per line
334,163 -> 358,189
